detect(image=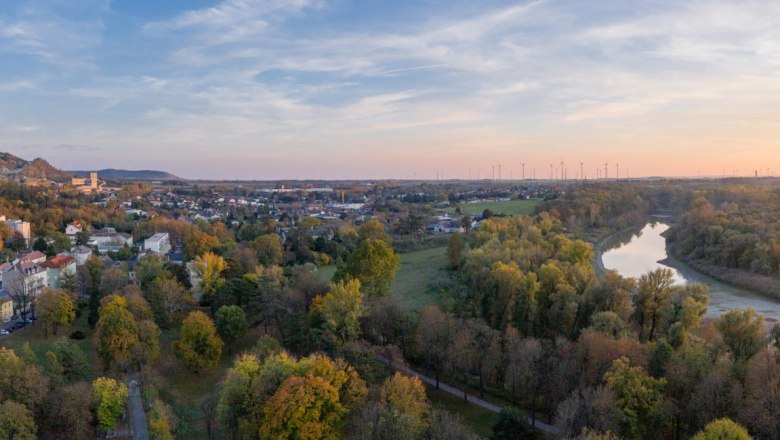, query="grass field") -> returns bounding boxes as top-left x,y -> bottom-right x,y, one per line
426,384 -> 498,438
391,246 -> 448,311
446,199 -> 540,216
